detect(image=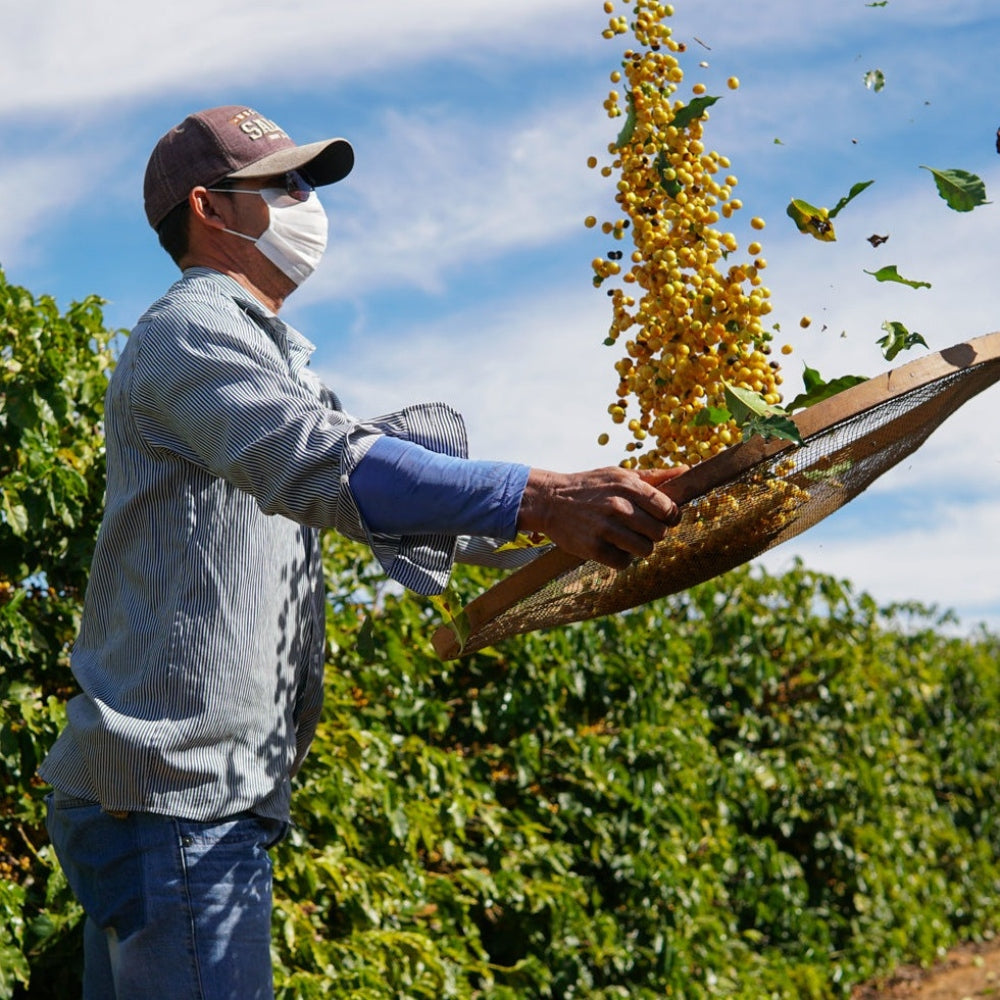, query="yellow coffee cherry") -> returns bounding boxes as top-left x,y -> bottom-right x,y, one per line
591,0 -> 780,468
727,76 -> 740,90
799,315 -> 812,329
